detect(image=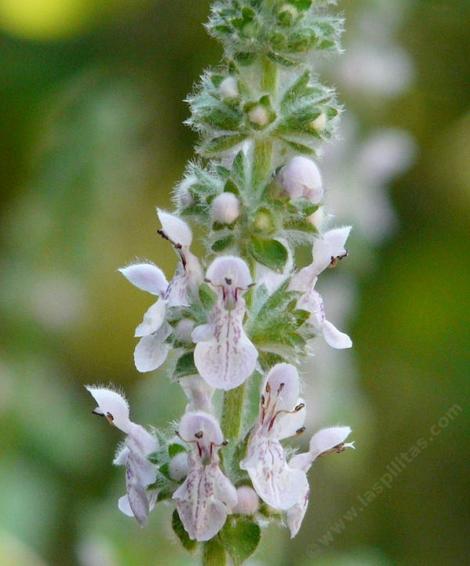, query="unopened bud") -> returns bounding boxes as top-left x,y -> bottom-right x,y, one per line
169,452 -> 189,481
279,156 -> 324,204
248,105 -> 270,128
219,76 -> 239,100
308,206 -> 325,230
233,486 -> 260,515
311,112 -> 327,133
212,192 -> 240,225
174,318 -> 195,344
